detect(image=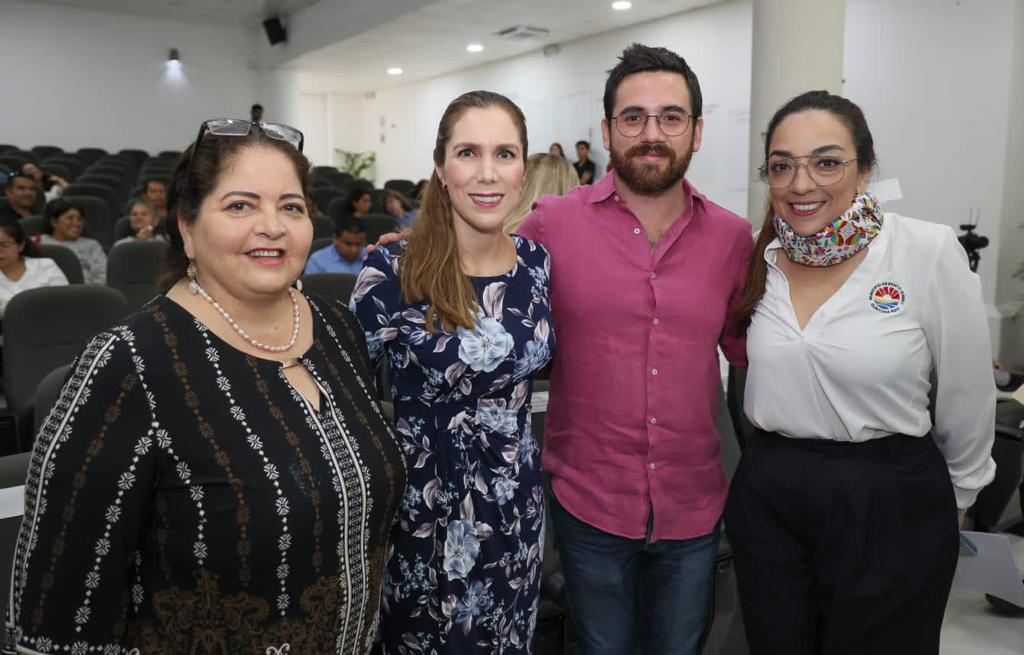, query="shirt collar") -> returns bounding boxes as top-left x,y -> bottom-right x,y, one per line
590,170 -> 706,210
